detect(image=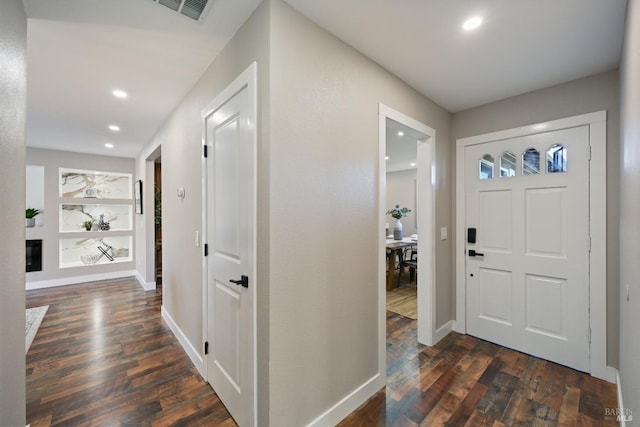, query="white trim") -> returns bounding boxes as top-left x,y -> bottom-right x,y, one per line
588,115 -> 607,380
616,369 -> 626,427
434,320 -> 455,343
26,270 -> 137,290
379,104 -> 438,350
455,111 -> 608,379
201,62 -> 258,426
161,306 -> 204,377
307,374 -> 382,427
135,271 -> 156,291
606,366 -> 618,384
